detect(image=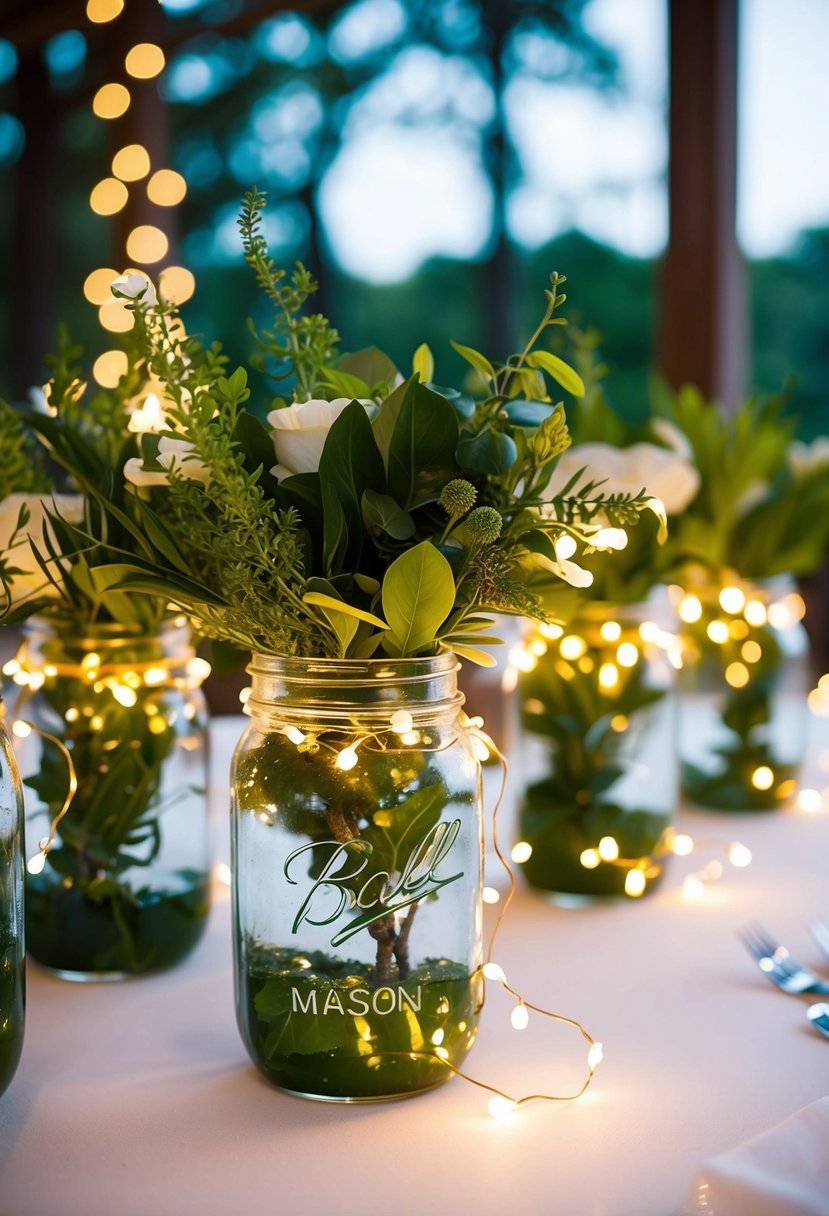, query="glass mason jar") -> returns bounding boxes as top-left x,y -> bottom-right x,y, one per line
516,601 -> 678,903
0,701 -> 24,1098
675,577 -> 811,810
231,652 -> 484,1103
11,618 -> 210,980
